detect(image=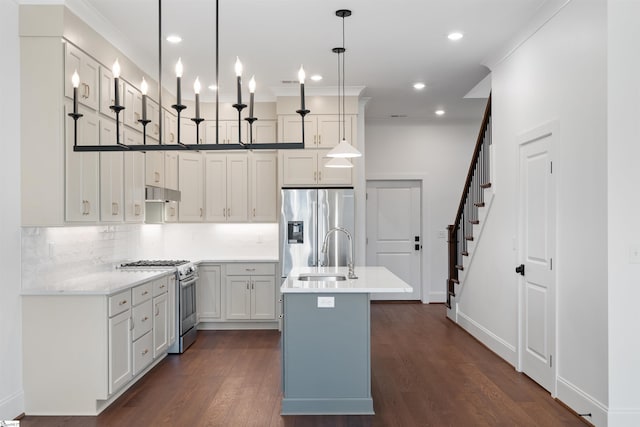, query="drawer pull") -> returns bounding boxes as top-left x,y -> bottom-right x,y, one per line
246,268 -> 256,272
142,349 -> 149,356
142,290 -> 149,296
119,300 -> 128,306
142,316 -> 149,322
